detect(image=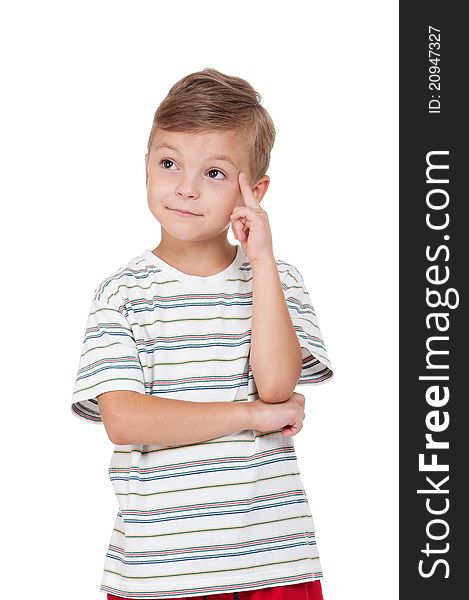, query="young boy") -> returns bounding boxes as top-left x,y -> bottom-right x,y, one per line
71,68 -> 334,600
